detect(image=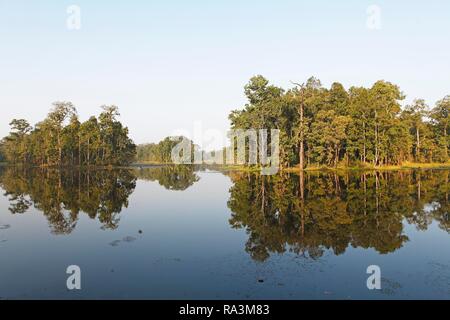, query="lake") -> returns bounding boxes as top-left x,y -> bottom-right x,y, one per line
0,166 -> 449,299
